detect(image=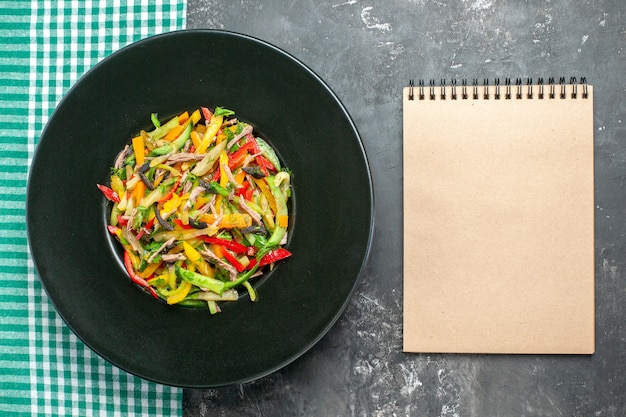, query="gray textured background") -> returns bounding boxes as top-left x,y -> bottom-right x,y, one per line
183,1 -> 626,416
